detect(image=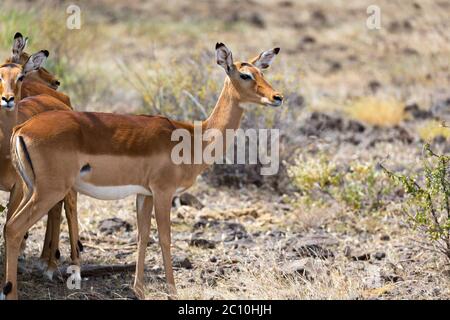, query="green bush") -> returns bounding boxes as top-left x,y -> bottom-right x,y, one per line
381,144 -> 450,260
288,153 -> 393,212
